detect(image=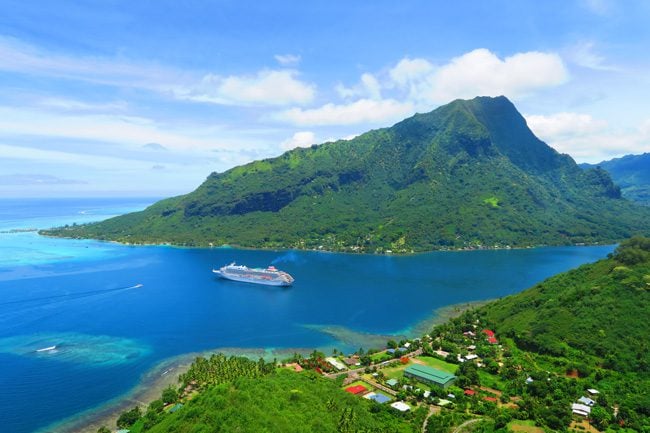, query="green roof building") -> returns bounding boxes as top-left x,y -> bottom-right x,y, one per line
404,365 -> 456,388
